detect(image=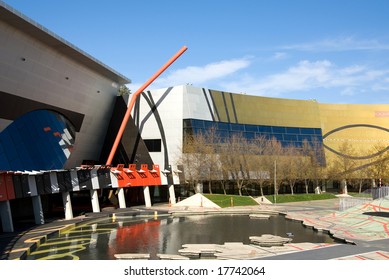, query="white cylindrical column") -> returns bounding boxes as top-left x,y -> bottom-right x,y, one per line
62,191 -> 74,220
168,185 -> 176,205
90,189 -> 100,213
118,188 -> 126,209
143,186 -> 151,207
32,195 -> 45,225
